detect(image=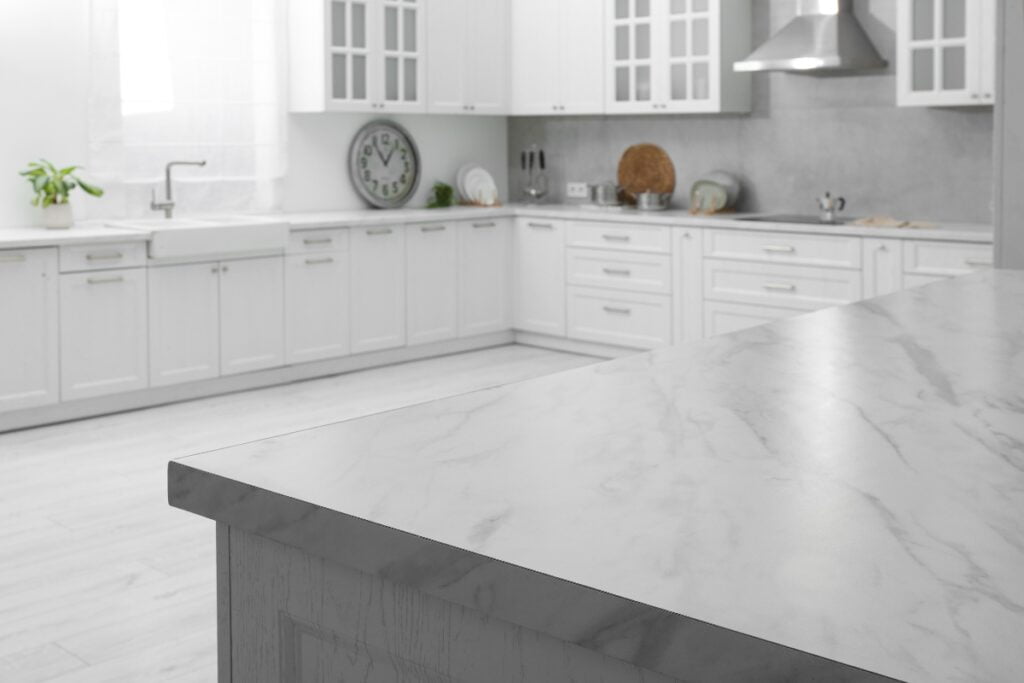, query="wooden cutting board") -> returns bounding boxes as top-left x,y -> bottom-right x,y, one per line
617,144 -> 676,205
